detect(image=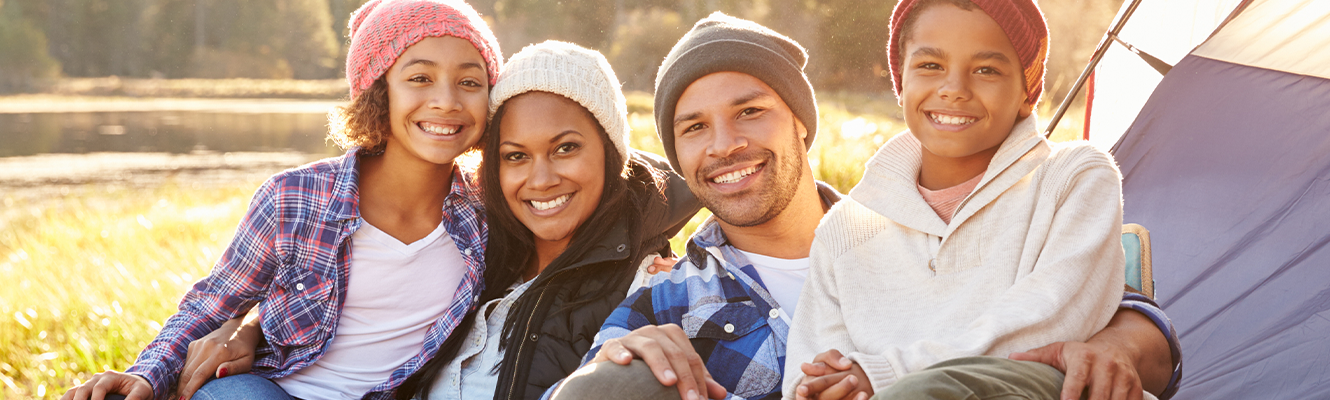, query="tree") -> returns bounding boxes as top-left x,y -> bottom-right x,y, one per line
810,0 -> 895,92
0,0 -> 60,90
